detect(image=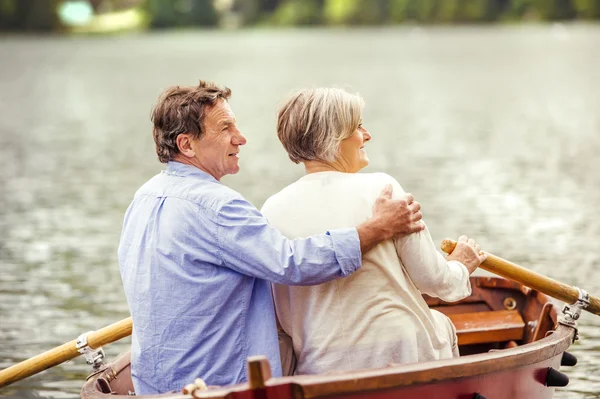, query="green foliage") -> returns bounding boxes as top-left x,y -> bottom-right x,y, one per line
270,0 -> 322,26
324,0 -> 357,24
505,0 -> 534,18
389,0 -> 420,22
573,0 -> 600,17
1,0 -> 599,32
459,0 -> 501,22
0,0 -> 60,31
232,0 -> 285,26
187,0 -> 218,26
0,0 -> 14,29
0,0 -> 15,15
437,0 -> 461,22
413,0 -> 440,22
323,0 -> 388,25
532,0 -> 576,20
147,0 -> 218,28
231,0 -> 261,25
390,0 -> 501,23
